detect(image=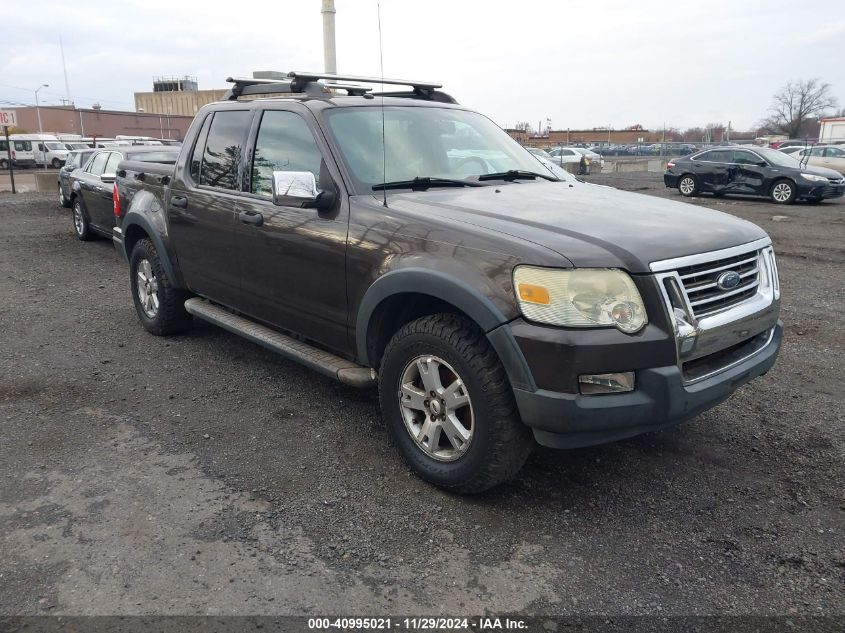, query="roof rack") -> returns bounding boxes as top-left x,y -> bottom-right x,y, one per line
223,71 -> 456,103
